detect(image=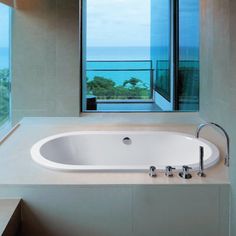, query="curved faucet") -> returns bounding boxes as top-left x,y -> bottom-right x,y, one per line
195,122 -> 230,167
